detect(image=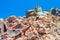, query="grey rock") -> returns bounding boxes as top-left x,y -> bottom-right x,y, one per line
51,8 -> 60,16
7,29 -> 20,37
